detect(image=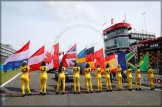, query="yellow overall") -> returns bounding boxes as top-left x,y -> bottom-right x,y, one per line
148,68 -> 154,89
56,67 -> 66,92
105,68 -> 112,90
126,69 -> 132,89
84,68 -> 93,92
73,67 -> 80,92
95,68 -> 102,91
116,68 -> 122,89
40,66 -> 48,93
135,69 -> 141,88
20,66 -> 31,95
